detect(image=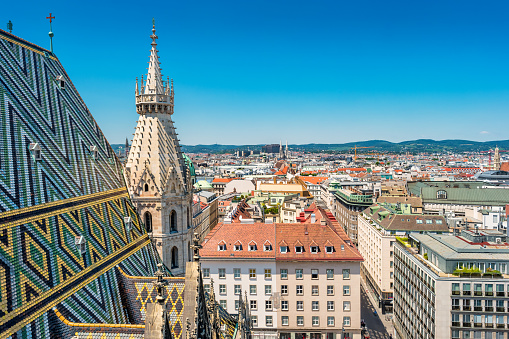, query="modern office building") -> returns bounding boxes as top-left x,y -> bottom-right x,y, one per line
393,231 -> 509,339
